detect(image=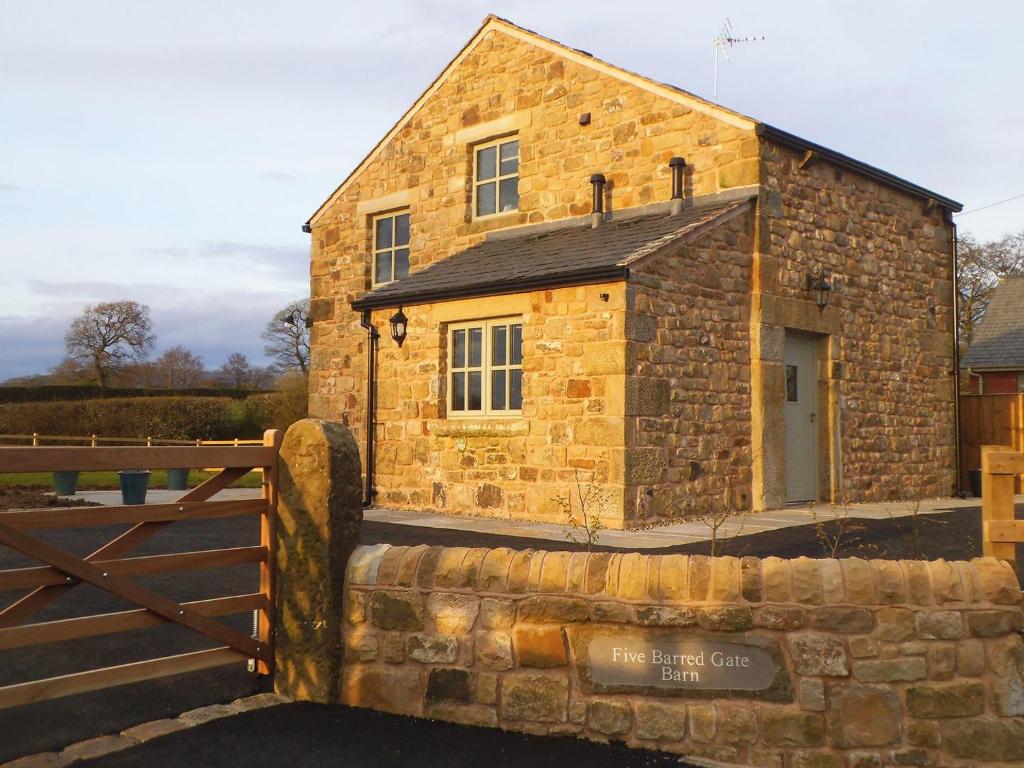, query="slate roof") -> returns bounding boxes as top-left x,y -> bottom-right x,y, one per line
351,197 -> 752,309
962,276 -> 1024,369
